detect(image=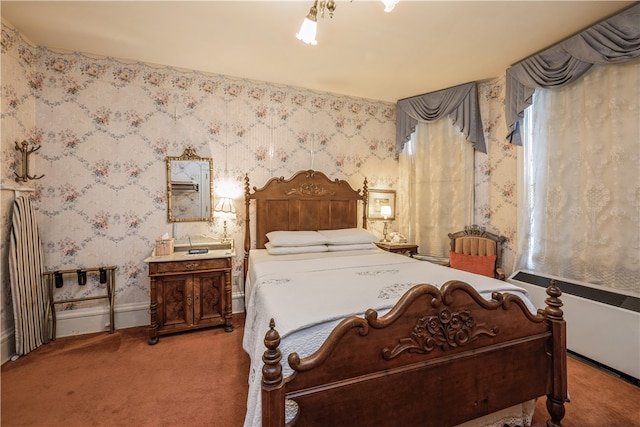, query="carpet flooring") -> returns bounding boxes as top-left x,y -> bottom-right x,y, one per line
1,314 -> 638,426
